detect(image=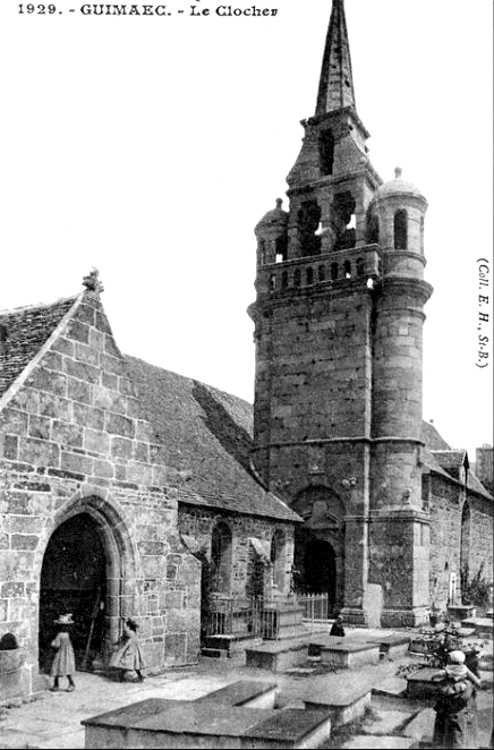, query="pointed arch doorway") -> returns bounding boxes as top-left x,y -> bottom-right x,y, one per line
39,513 -> 107,673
